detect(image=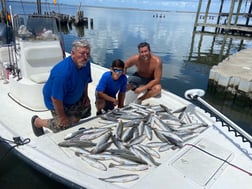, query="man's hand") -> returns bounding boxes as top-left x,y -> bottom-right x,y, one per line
134,86 -> 146,94
58,115 -> 69,128
113,98 -> 118,106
